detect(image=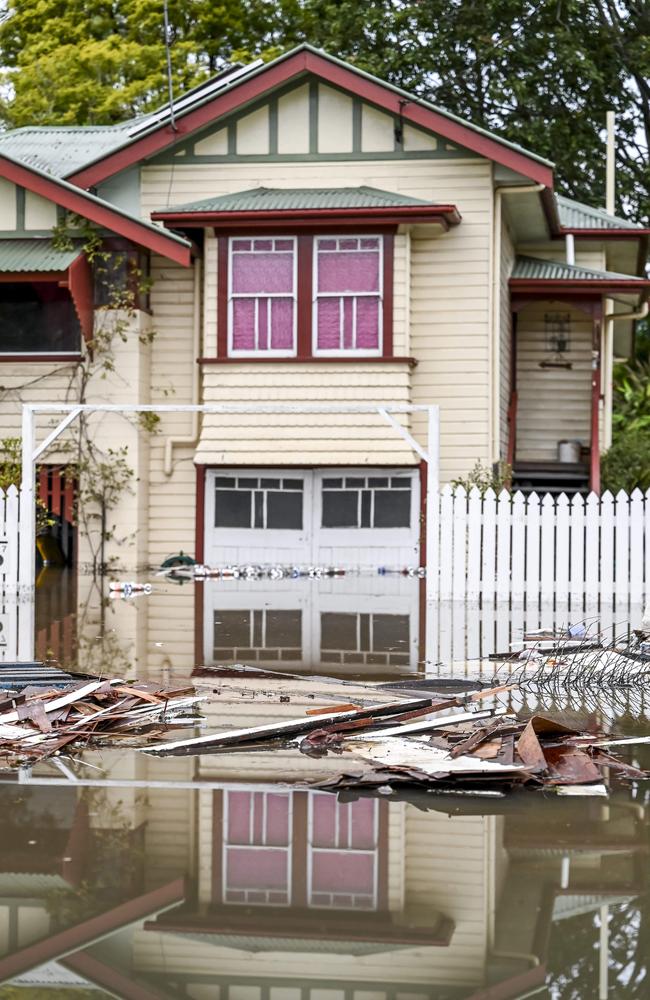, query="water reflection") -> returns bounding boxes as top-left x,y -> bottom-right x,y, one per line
0,572 -> 646,995
0,758 -> 647,998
